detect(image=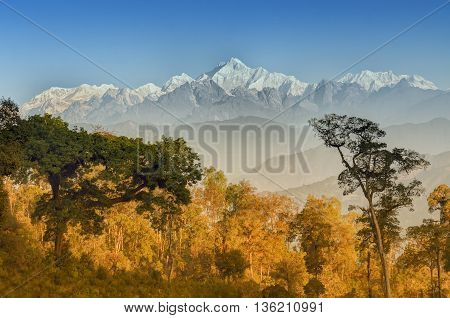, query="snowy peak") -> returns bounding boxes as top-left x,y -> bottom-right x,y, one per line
205,57 -> 255,91
204,57 -> 308,96
134,83 -> 162,97
20,84 -> 116,115
338,70 -> 437,92
406,74 -> 438,90
162,73 -> 194,92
